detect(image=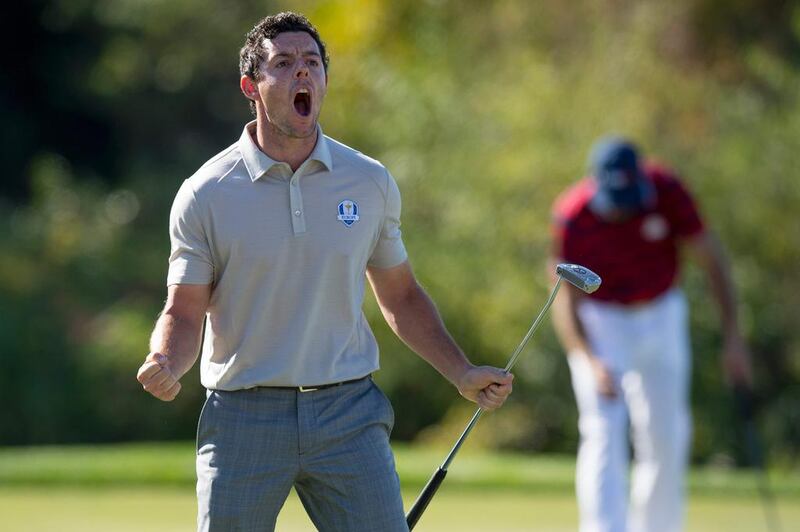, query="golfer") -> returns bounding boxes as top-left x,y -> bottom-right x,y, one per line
135,12 -> 512,532
550,137 -> 752,532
